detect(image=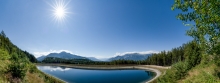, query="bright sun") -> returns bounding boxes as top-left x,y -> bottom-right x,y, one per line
55,7 -> 65,18
50,0 -> 70,23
